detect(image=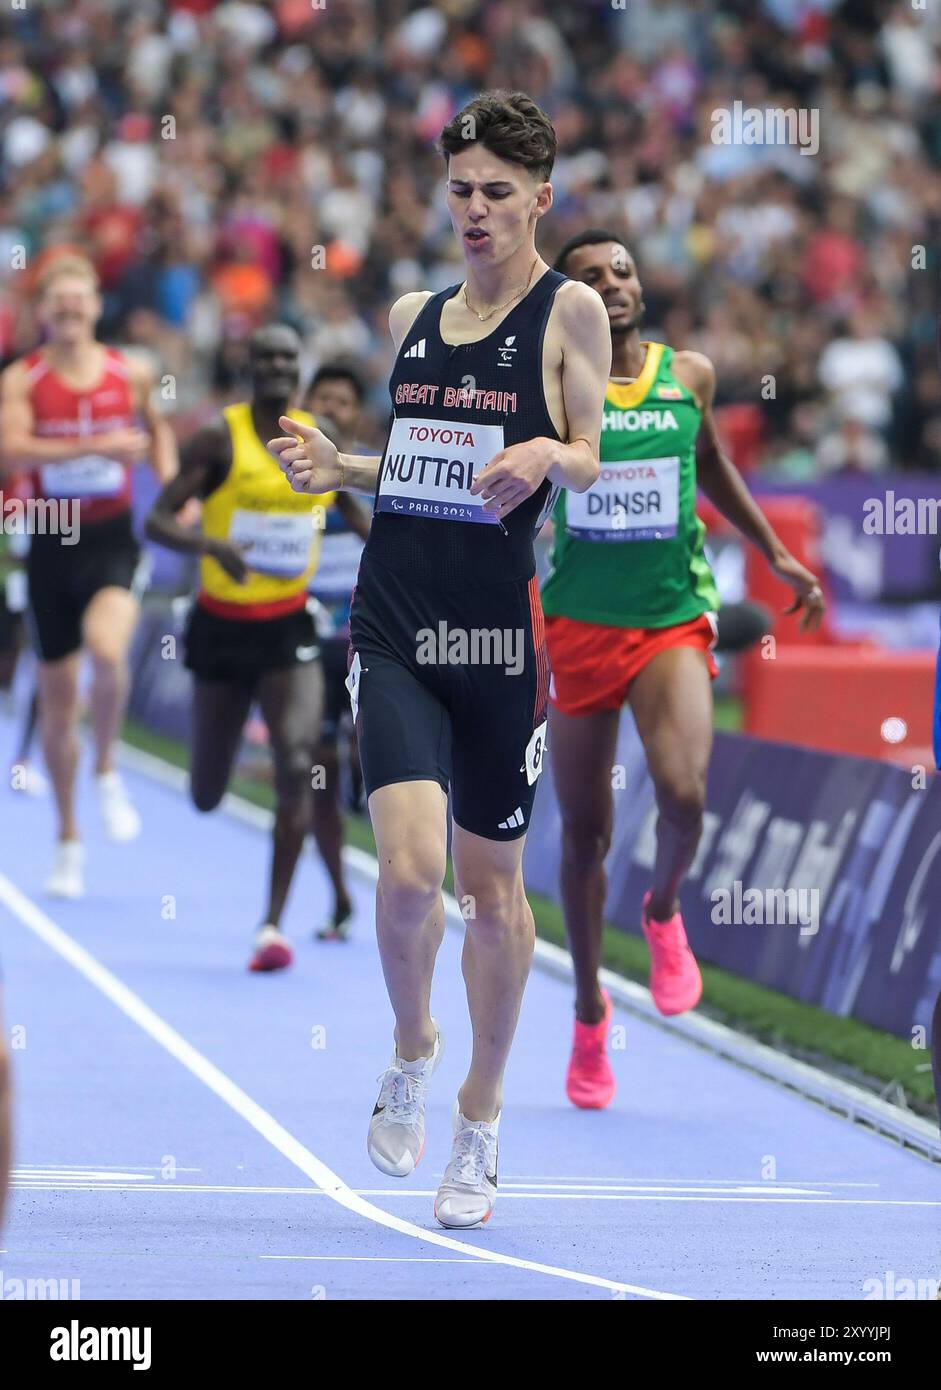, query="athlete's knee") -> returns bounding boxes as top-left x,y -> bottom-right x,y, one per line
88,649 -> 127,684
272,742 -> 314,809
560,815 -> 612,870
457,874 -> 530,940
655,773 -> 706,828
378,845 -> 445,925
